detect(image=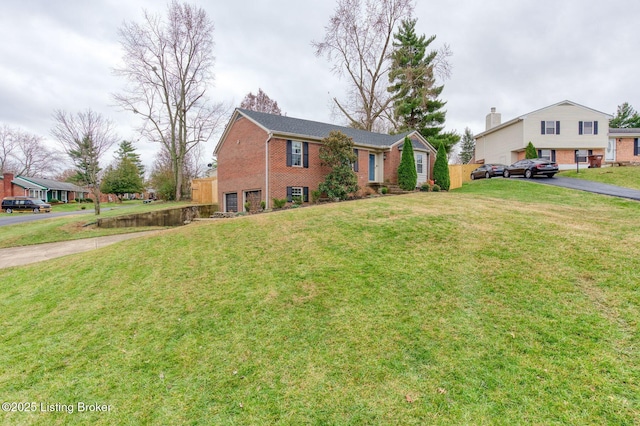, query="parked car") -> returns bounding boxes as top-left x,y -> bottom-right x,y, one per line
470,163 -> 508,180
2,197 -> 52,213
503,159 -> 558,178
